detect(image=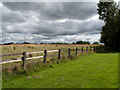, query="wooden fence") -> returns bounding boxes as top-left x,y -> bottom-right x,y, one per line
1,46 -> 101,70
